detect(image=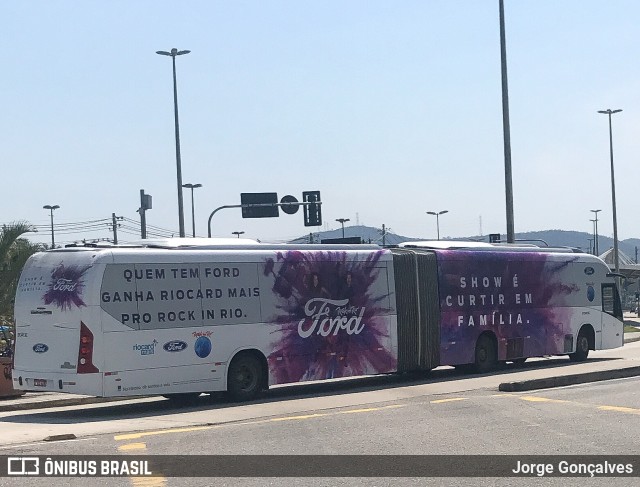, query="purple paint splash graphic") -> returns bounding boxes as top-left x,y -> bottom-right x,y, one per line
264,250 -> 396,384
438,251 -> 581,363
43,262 -> 92,310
